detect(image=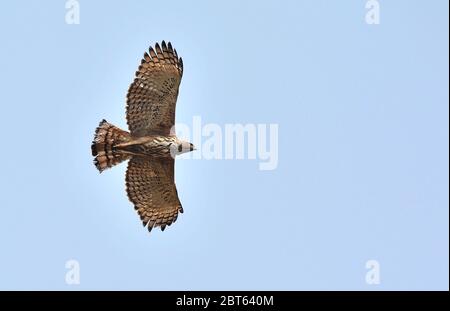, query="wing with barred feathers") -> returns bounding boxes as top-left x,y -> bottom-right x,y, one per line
125,156 -> 183,232
126,41 -> 183,137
